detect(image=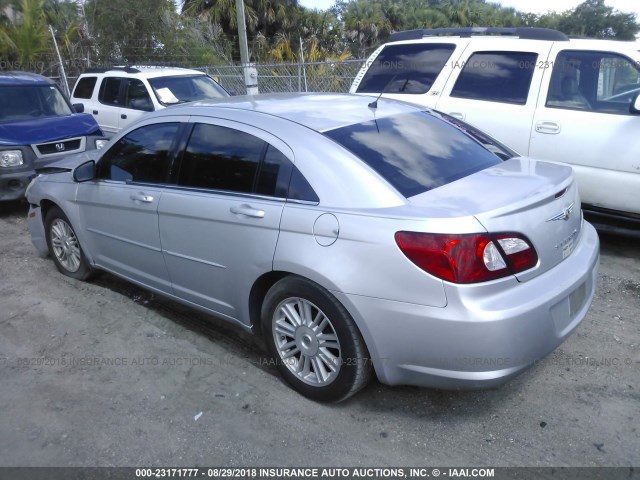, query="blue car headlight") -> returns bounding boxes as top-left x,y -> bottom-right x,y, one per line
0,150 -> 24,167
